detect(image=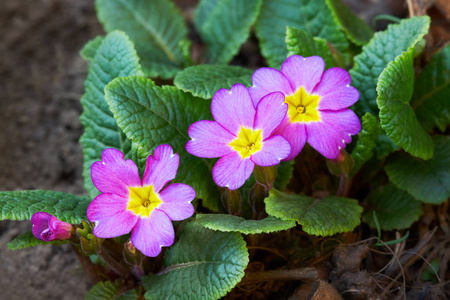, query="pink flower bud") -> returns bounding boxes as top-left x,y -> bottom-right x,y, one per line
31,212 -> 73,242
